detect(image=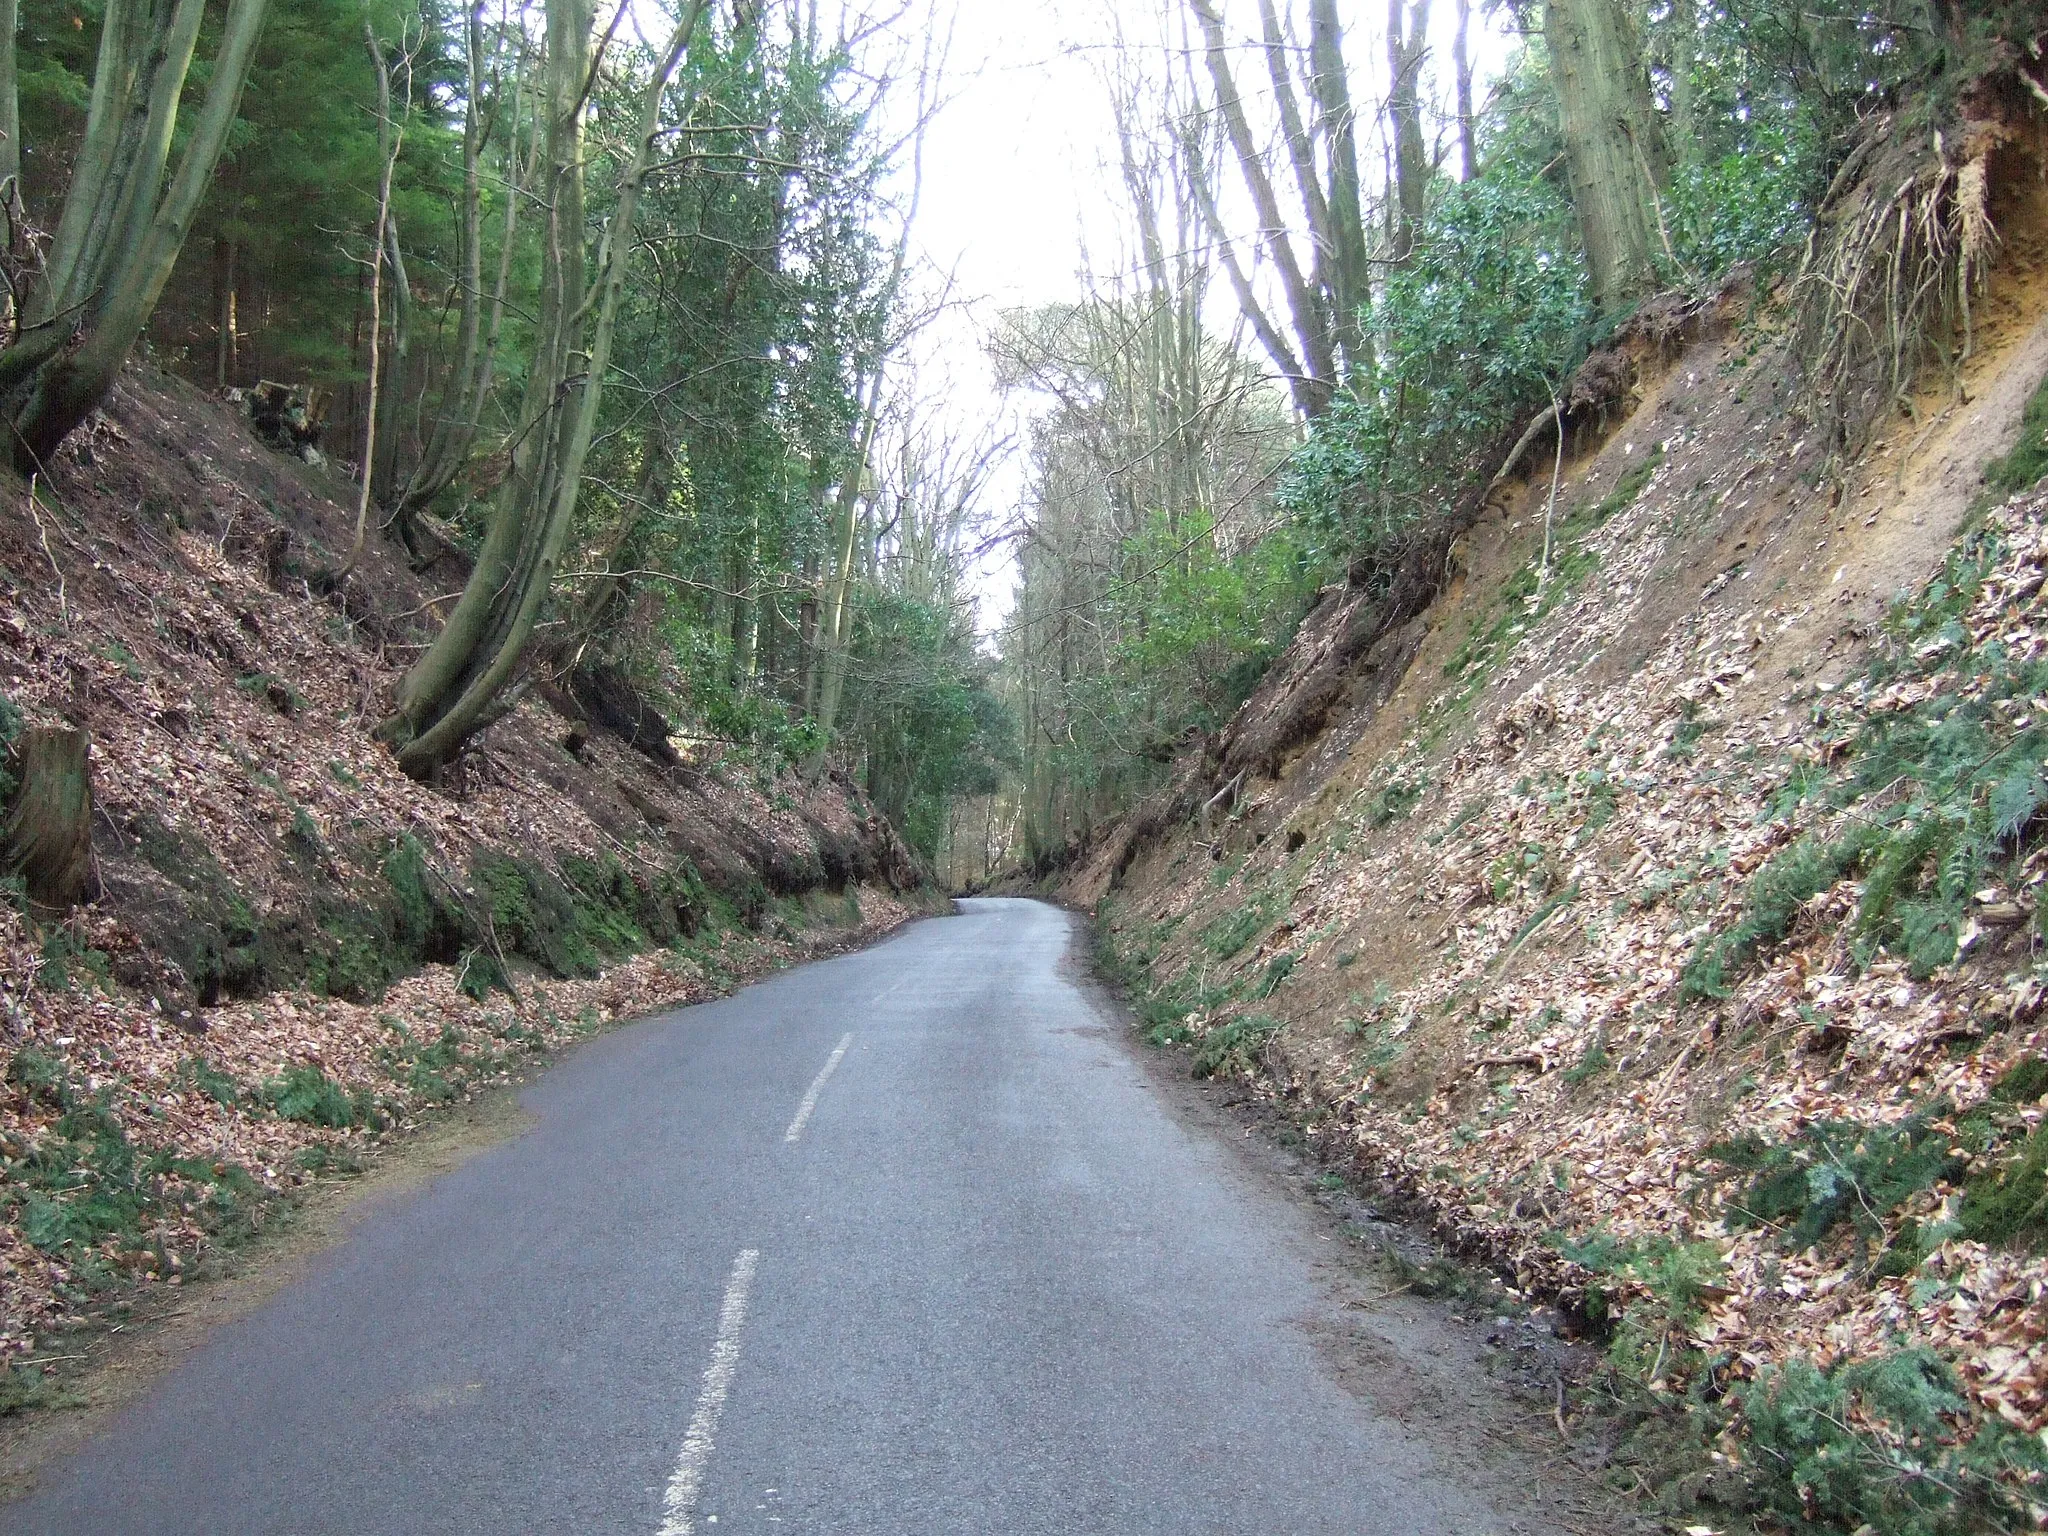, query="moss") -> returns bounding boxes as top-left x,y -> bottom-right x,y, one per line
0,689 -> 22,804
469,850 -> 696,981
1991,1054 -> 2048,1105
